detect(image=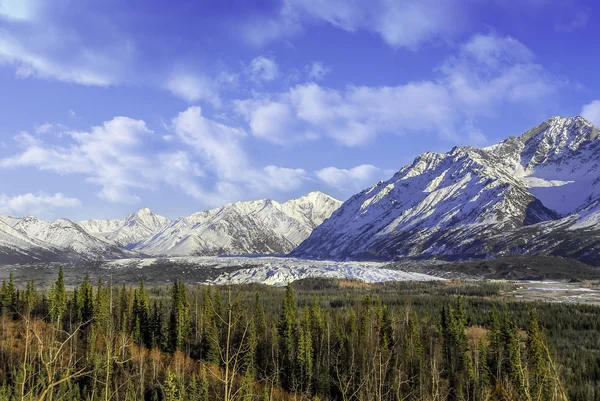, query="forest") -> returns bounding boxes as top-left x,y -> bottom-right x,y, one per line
0,269 -> 597,401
